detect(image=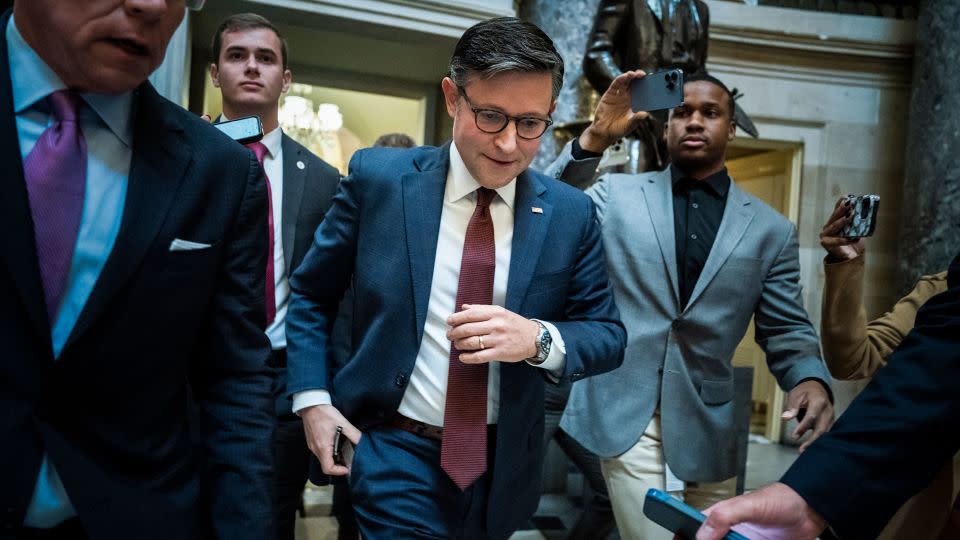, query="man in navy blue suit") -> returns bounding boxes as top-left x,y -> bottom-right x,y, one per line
0,1 -> 274,538
695,250 -> 960,540
286,17 -> 627,539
